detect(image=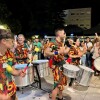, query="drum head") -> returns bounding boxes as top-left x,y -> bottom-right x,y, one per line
94,57 -> 100,71
14,64 -> 27,69
79,65 -> 94,72
32,60 -> 48,64
63,64 -> 80,71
